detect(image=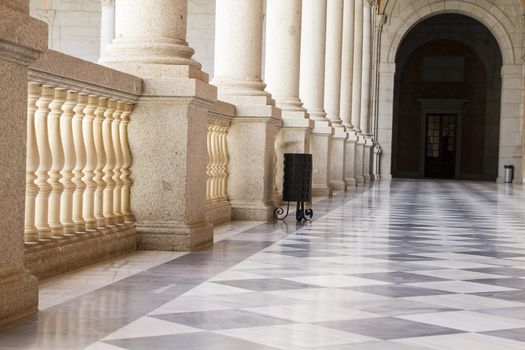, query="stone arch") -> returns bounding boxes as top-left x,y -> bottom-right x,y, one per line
376,0 -> 524,183
395,32 -> 501,82
383,0 -> 517,65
